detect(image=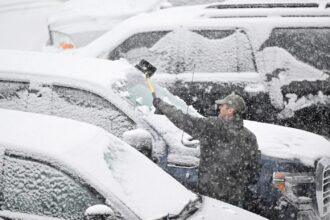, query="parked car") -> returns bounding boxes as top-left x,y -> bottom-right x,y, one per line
76,0 -> 330,139
46,0 -> 170,50
0,0 -> 67,51
0,50 -> 329,219
0,108 -> 268,220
